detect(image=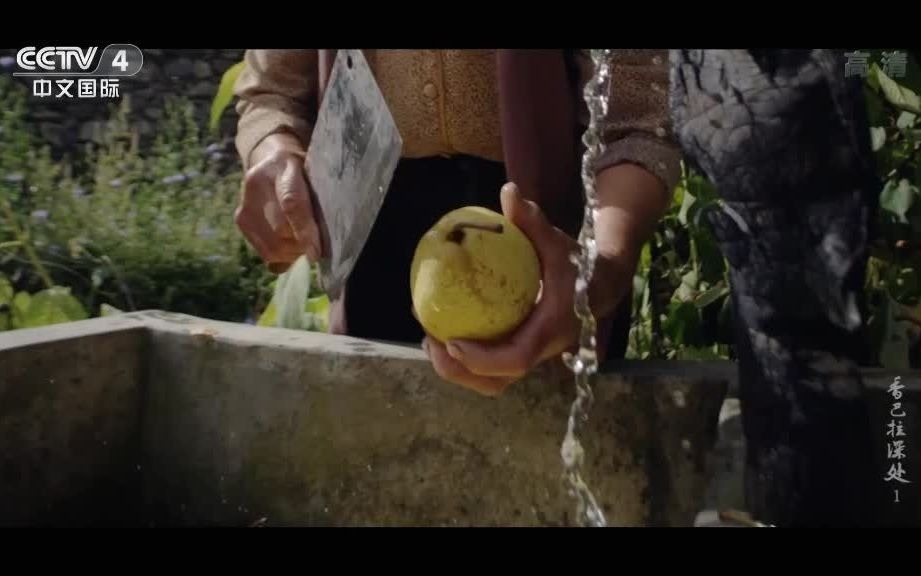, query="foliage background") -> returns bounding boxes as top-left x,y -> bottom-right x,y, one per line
2,50 -> 920,370
0,76 -> 275,328
626,51 -> 921,370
